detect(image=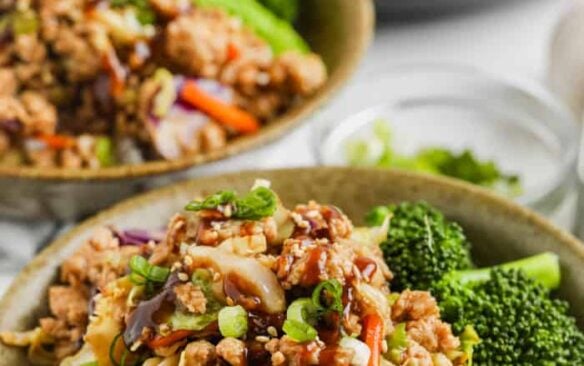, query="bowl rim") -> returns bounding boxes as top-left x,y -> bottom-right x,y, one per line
2,166 -> 584,313
0,1 -> 374,182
